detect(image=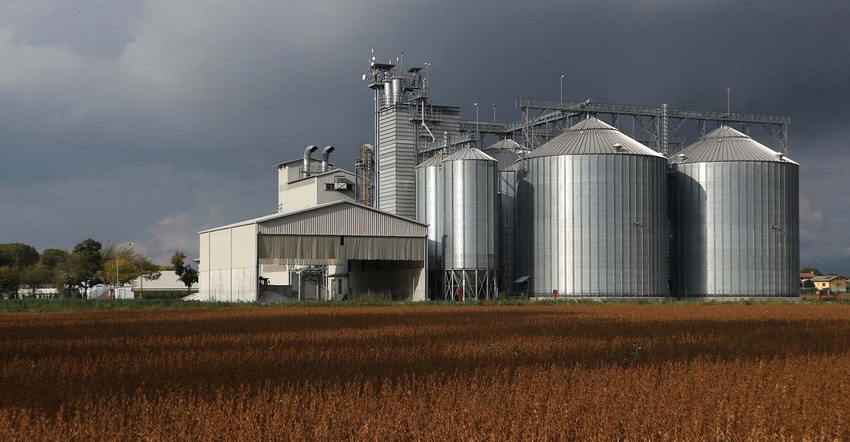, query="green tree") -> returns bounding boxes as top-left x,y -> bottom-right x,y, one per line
803,280 -> 815,289
171,251 -> 198,294
0,243 -> 40,269
100,245 -> 161,286
21,265 -> 51,296
0,266 -> 21,298
36,249 -> 71,296
39,248 -> 70,269
67,239 -> 105,297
